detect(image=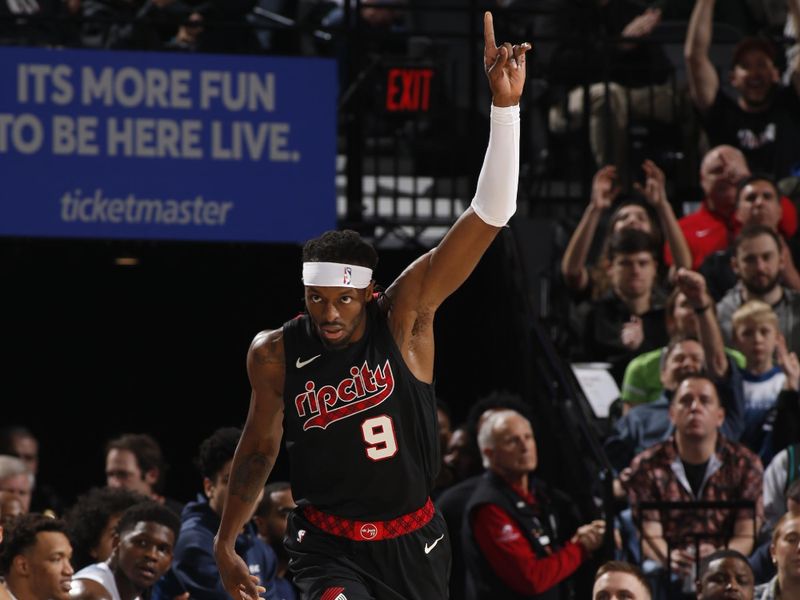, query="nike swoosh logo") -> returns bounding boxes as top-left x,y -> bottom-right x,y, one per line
695,229 -> 712,238
296,354 -> 321,369
424,533 -> 445,554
